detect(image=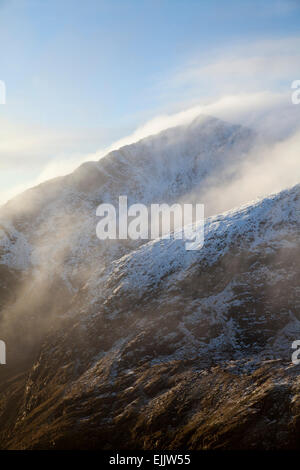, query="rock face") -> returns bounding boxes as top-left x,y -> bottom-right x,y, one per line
0,116 -> 299,450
